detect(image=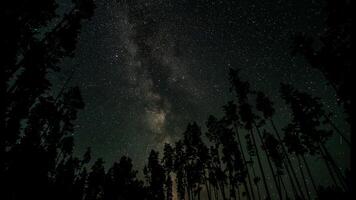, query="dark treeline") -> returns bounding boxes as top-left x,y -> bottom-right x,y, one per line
0,0 -> 351,200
